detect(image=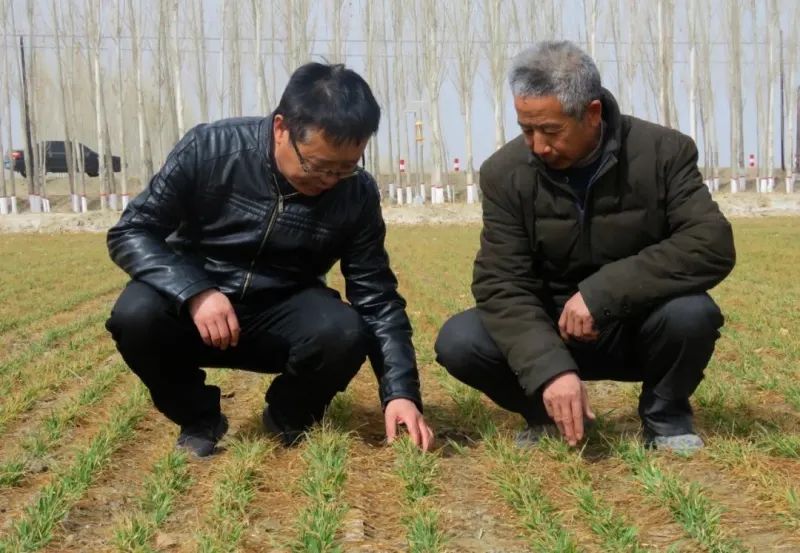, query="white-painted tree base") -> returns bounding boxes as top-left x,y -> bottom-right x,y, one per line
0,197 -> 7,215
100,194 -> 109,210
122,194 -> 130,210
405,187 -> 413,205
787,176 -> 796,194
466,185 -> 477,203
388,183 -> 396,203
81,196 -> 88,213
431,186 -> 445,204
757,177 -> 775,193
71,194 -> 80,213
10,196 -> 17,214
420,185 -> 426,203
109,193 -> 119,211
42,198 -> 51,212
29,194 -> 42,213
